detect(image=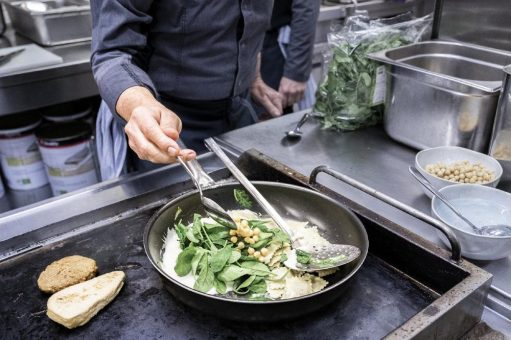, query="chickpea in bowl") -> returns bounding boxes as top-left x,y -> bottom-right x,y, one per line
415,146 -> 503,198
425,161 -> 495,184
